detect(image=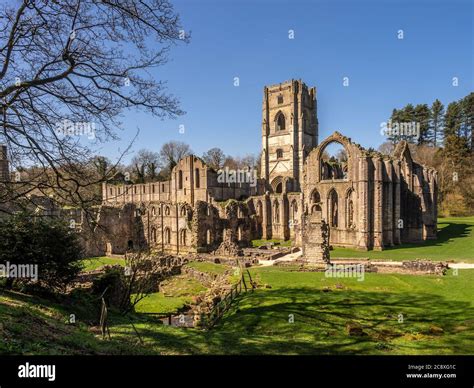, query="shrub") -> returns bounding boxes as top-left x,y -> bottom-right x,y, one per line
0,212 -> 83,292
92,266 -> 127,309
